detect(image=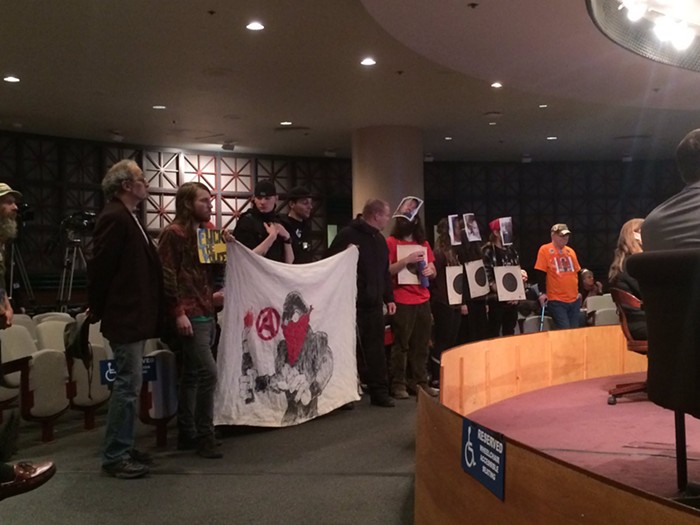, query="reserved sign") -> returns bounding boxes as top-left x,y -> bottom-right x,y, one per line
461,417 -> 506,500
